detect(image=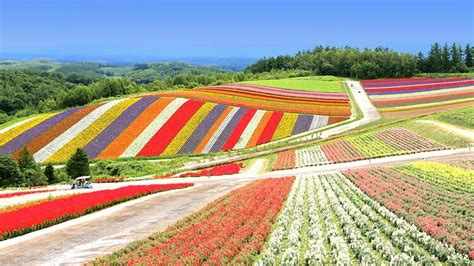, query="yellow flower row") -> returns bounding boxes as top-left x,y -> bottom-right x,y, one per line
0,113 -> 58,146
161,102 -> 217,155
46,98 -> 140,162
272,113 -> 298,141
